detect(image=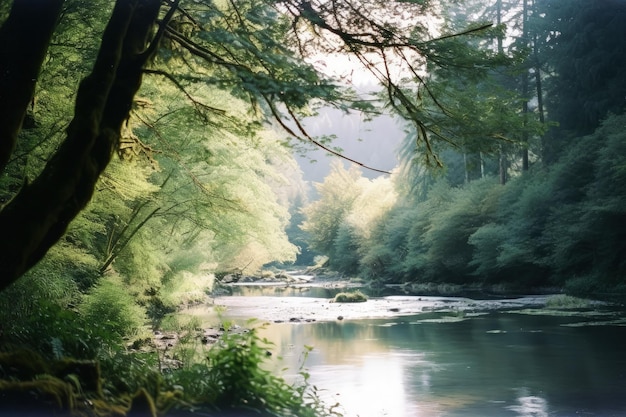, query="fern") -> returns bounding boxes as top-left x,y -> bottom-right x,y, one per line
50,337 -> 65,360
